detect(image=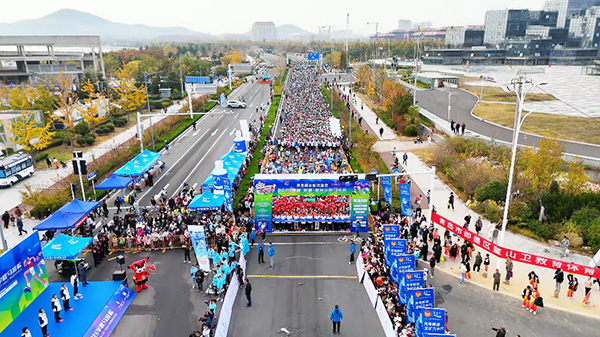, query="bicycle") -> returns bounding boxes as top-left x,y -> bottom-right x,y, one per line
338,235 -> 363,243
